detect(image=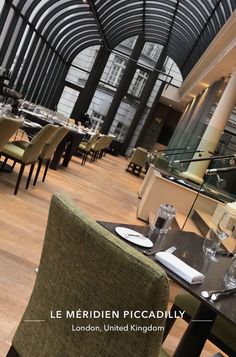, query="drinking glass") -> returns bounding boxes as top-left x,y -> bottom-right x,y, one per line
224,255 -> 236,288
217,212 -> 235,240
202,228 -> 221,261
148,212 -> 158,241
